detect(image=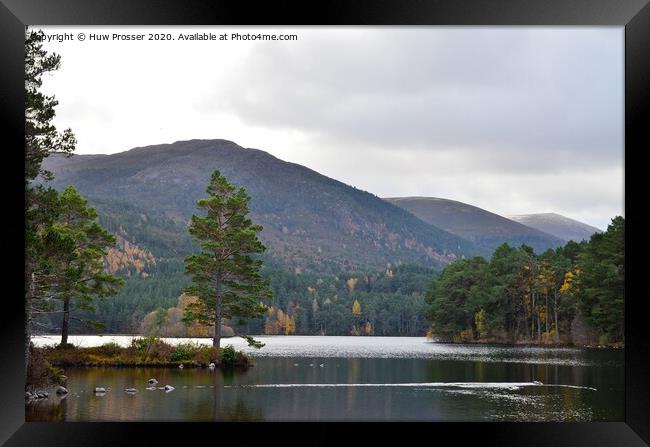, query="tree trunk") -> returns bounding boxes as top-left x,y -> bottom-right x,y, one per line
554,293 -> 560,342
61,297 -> 70,346
545,294 -> 549,335
213,277 -> 222,349
214,311 -> 222,349
531,293 -> 535,340
25,270 -> 35,387
25,299 -> 30,379
514,317 -> 520,341
25,276 -> 32,386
